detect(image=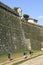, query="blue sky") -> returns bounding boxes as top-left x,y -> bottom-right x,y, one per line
0,0 -> 43,26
